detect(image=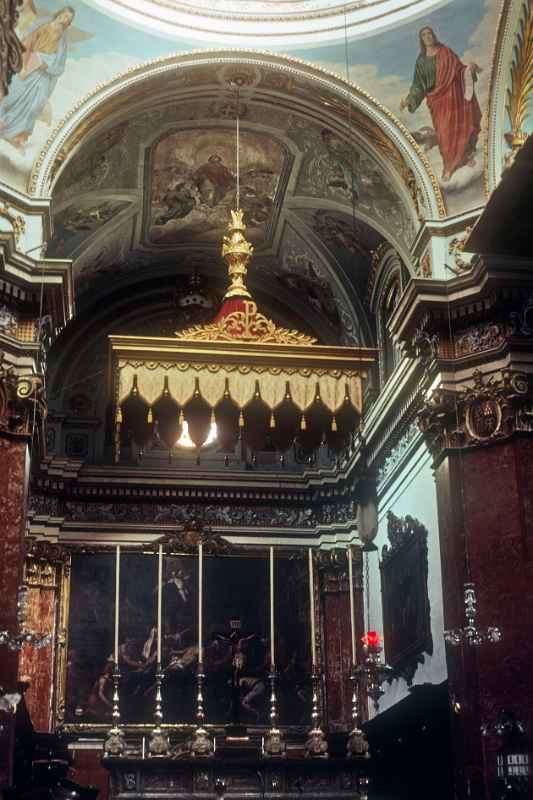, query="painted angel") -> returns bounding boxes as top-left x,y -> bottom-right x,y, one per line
0,5 -> 93,150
